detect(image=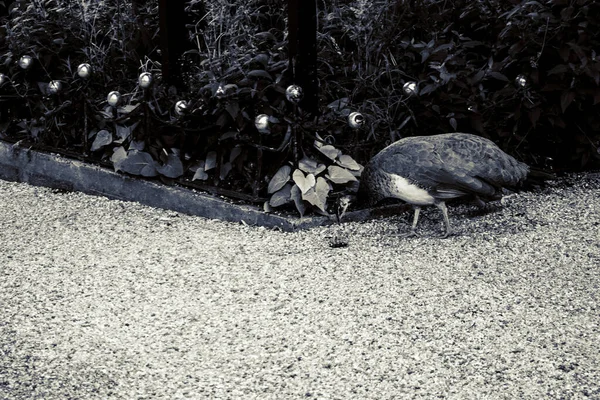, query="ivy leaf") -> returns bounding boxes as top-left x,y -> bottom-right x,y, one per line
113,150 -> 158,177
129,140 -> 145,151
317,144 -> 341,160
326,165 -> 357,184
268,164 -> 291,193
156,153 -> 184,178
290,184 -> 306,217
292,169 -> 316,194
298,157 -> 326,175
336,154 -> 361,171
301,177 -> 330,213
269,183 -> 293,207
90,129 -> 112,151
